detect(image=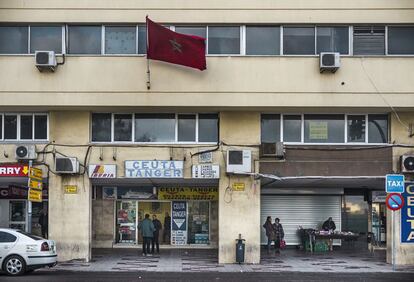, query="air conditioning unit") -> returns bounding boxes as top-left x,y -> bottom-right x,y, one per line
226,150 -> 252,174
35,51 -> 57,72
55,157 -> 80,174
401,155 -> 414,173
320,52 -> 340,73
15,145 -> 37,160
260,142 -> 284,158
